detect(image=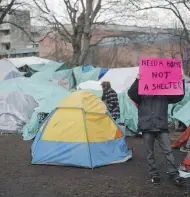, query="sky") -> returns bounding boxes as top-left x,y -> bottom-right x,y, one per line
30,0 -> 190,29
